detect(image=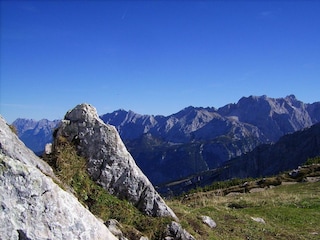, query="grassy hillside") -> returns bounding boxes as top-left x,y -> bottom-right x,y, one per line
168,176 -> 320,239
